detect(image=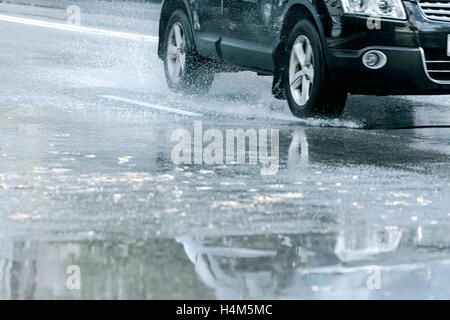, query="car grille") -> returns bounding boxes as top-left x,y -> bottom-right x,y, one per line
419,0 -> 450,22
423,48 -> 450,81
